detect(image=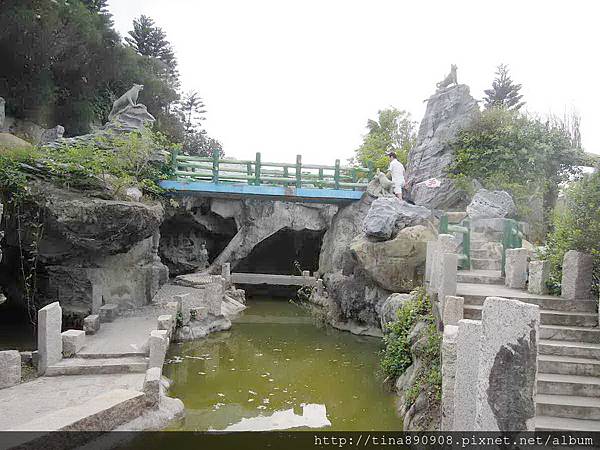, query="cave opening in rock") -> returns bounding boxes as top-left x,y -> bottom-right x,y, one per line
159,206 -> 238,277
235,228 -> 325,275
